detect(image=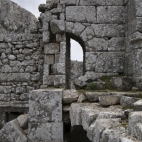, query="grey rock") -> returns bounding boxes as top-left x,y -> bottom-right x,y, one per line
134,100 -> 142,111
0,0 -> 37,34
86,92 -> 109,102
51,20 -> 65,34
66,6 -> 96,23
0,119 -> 27,142
63,89 -> 79,104
17,114 -> 28,129
99,95 -> 120,107
111,77 -> 133,91
121,96 -> 139,107
44,43 -> 59,54
128,112 -> 142,141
